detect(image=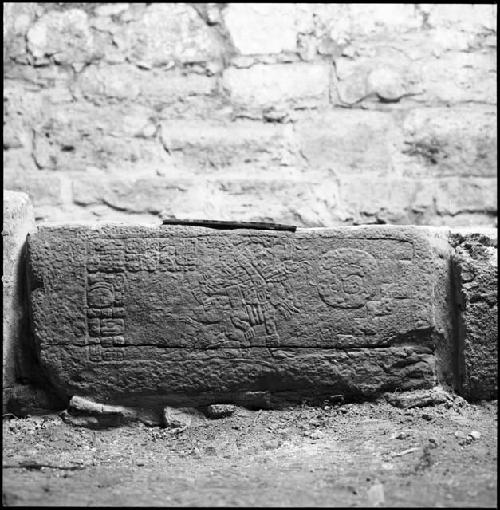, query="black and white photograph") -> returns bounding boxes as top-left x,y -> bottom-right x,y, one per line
2,2 -> 497,507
